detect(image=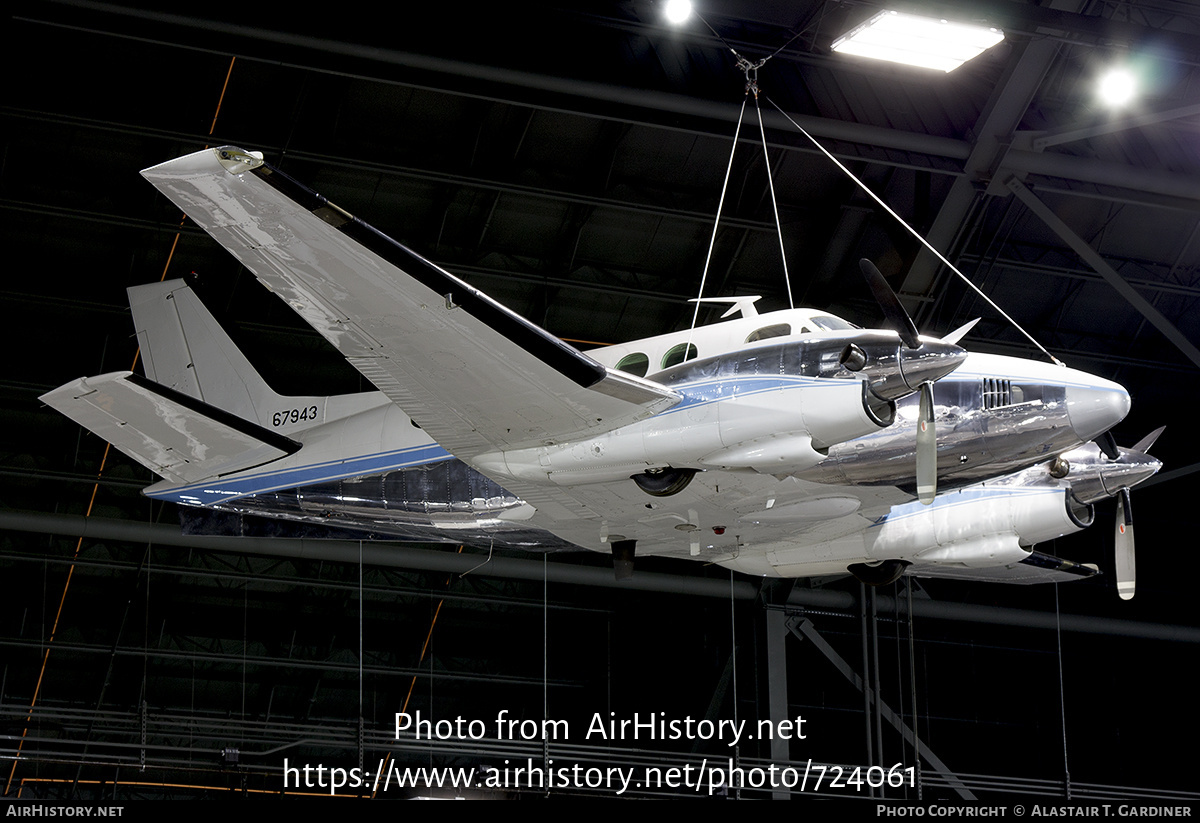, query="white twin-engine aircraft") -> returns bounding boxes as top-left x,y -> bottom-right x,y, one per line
42,147 -> 1161,597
